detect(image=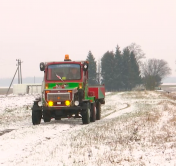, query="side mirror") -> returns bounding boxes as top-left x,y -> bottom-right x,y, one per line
83,62 -> 88,71
40,62 -> 45,71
